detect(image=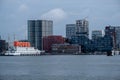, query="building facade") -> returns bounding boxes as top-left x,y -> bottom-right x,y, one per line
51,44 -> 81,54
28,20 -> 53,50
66,24 -> 76,39
93,35 -> 113,52
76,19 -> 89,37
105,26 -> 120,49
71,35 -> 93,53
43,35 -> 64,52
92,30 -> 103,40
71,35 -> 113,53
